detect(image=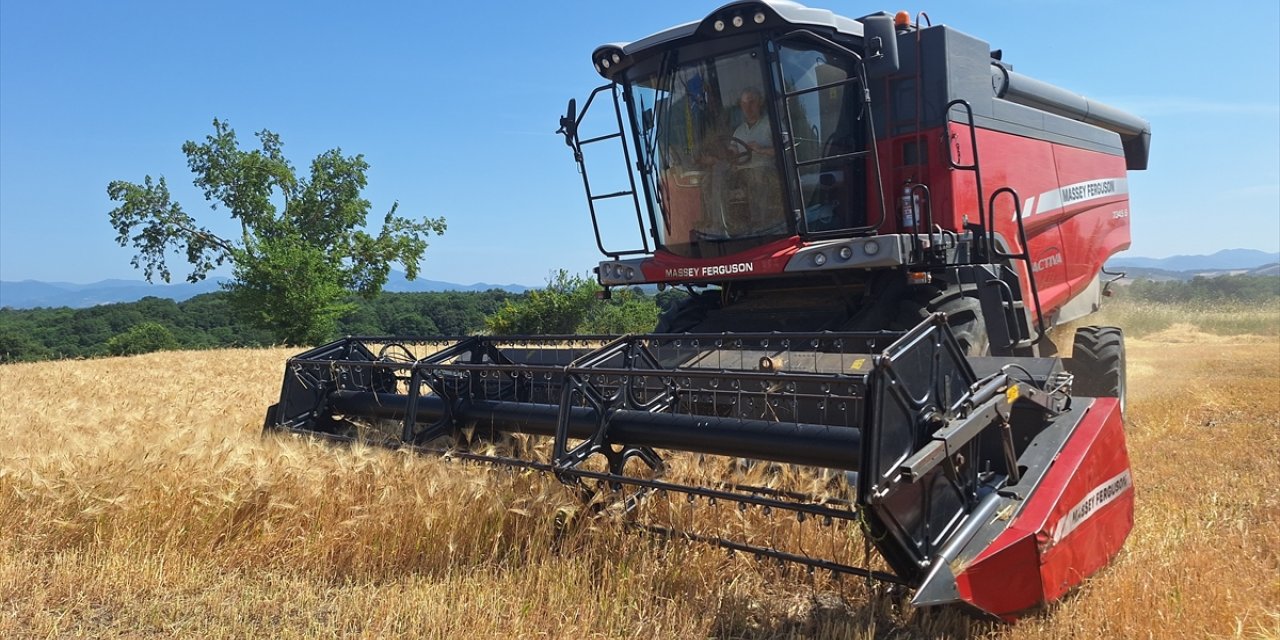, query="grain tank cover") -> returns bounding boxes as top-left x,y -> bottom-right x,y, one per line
991,65 -> 1151,170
